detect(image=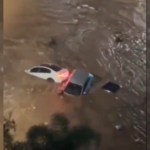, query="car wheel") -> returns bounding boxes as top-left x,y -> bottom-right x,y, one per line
47,78 -> 54,82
